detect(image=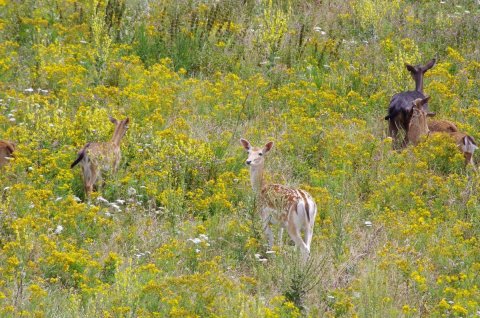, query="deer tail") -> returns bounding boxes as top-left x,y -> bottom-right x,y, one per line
71,143 -> 89,168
